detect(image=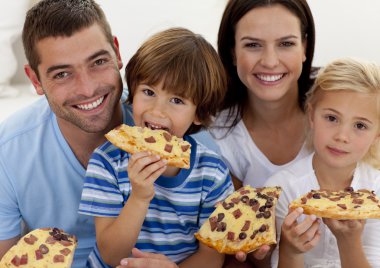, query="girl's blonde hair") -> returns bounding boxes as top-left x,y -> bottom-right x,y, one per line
305,57 -> 380,168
